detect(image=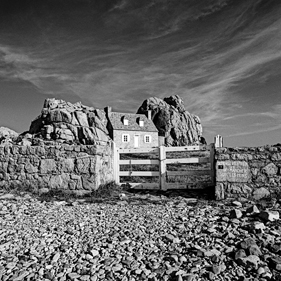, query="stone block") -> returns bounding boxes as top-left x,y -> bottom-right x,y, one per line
18,146 -> 27,155
230,154 -> 249,161
252,187 -> 270,200
25,162 -> 37,173
0,171 -> 9,180
11,146 -> 19,155
63,145 -> 73,151
69,174 -> 83,189
35,146 -> 46,156
227,183 -> 252,195
82,175 -> 97,190
216,154 -> 230,161
75,157 -> 90,174
0,162 -> 8,173
271,153 -> 281,161
85,145 -> 97,155
254,174 -> 267,184
262,163 -> 278,177
74,146 -> 81,152
40,159 -> 56,174
28,146 -> 36,155
48,175 -> 69,189
216,161 -> 251,183
251,168 -> 259,177
60,158 -> 75,173
26,173 -> 34,180
68,181 -> 76,190
15,164 -> 25,173
7,162 -> 16,173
